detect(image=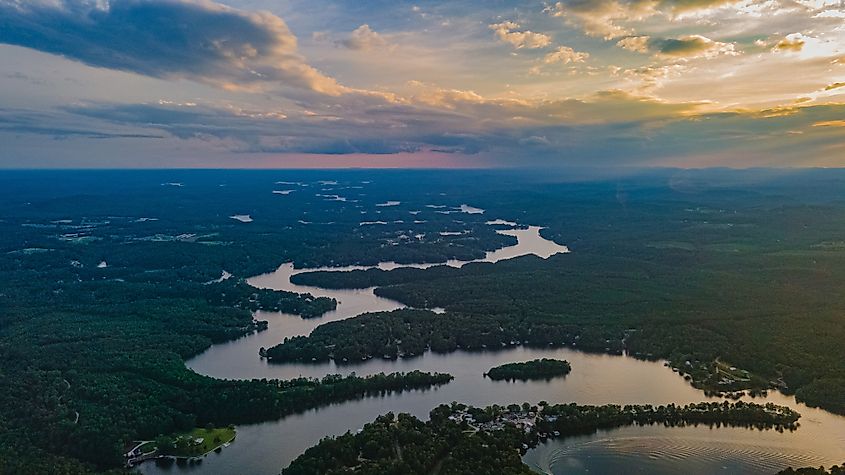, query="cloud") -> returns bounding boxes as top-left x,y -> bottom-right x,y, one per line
338,24 -> 392,51
651,35 -> 737,58
546,0 -> 653,39
543,46 -> 590,64
622,63 -> 689,93
9,90 -> 845,168
404,81 -> 703,126
772,33 -> 807,53
616,35 -> 653,53
546,0 -> 738,39
0,107 -> 164,139
755,33 -> 809,53
518,135 -> 552,146
0,0 -> 343,94
0,0 -> 843,169
4,71 -> 47,85
813,120 -> 845,127
63,100 -> 458,154
58,86 -> 704,158
618,35 -> 737,58
489,21 -> 552,49
530,45 -> 590,74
